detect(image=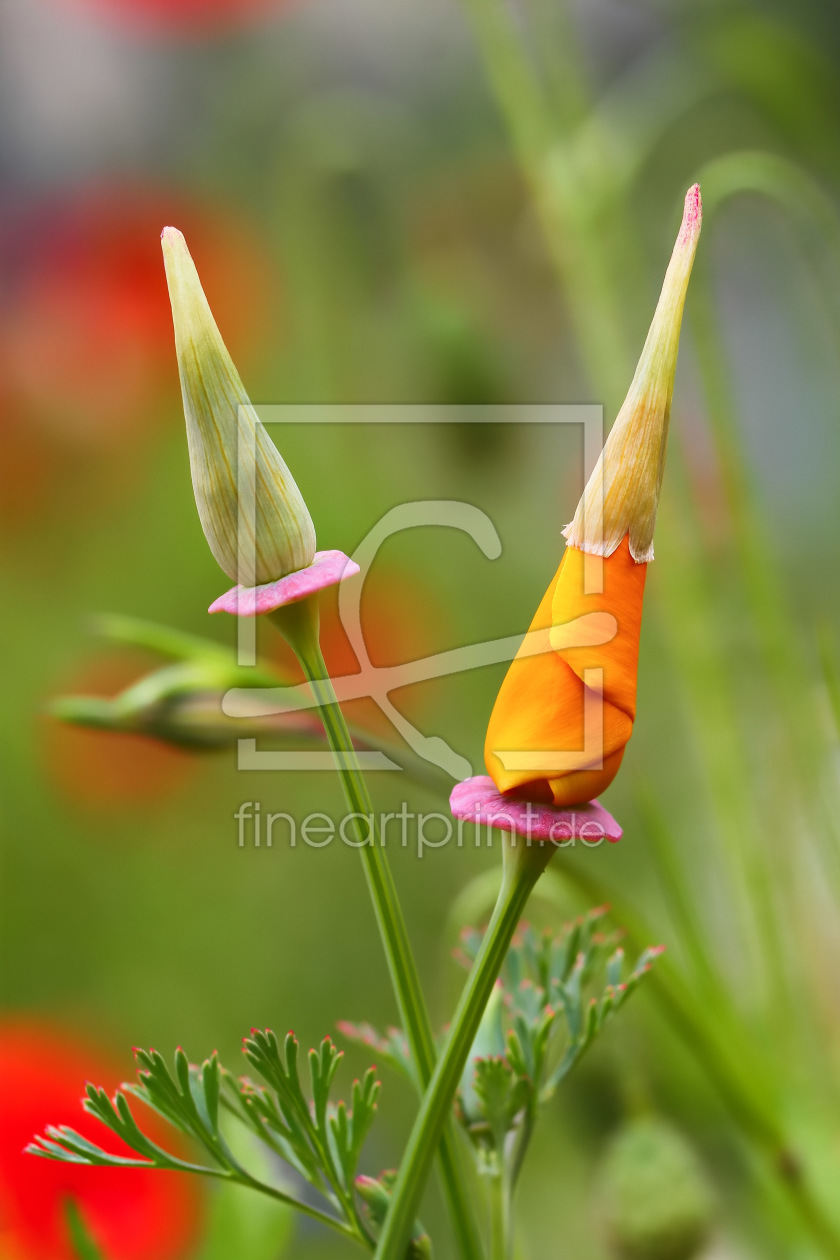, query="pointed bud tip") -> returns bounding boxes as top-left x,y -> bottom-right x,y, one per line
678,184 -> 702,248
564,184 -> 702,562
